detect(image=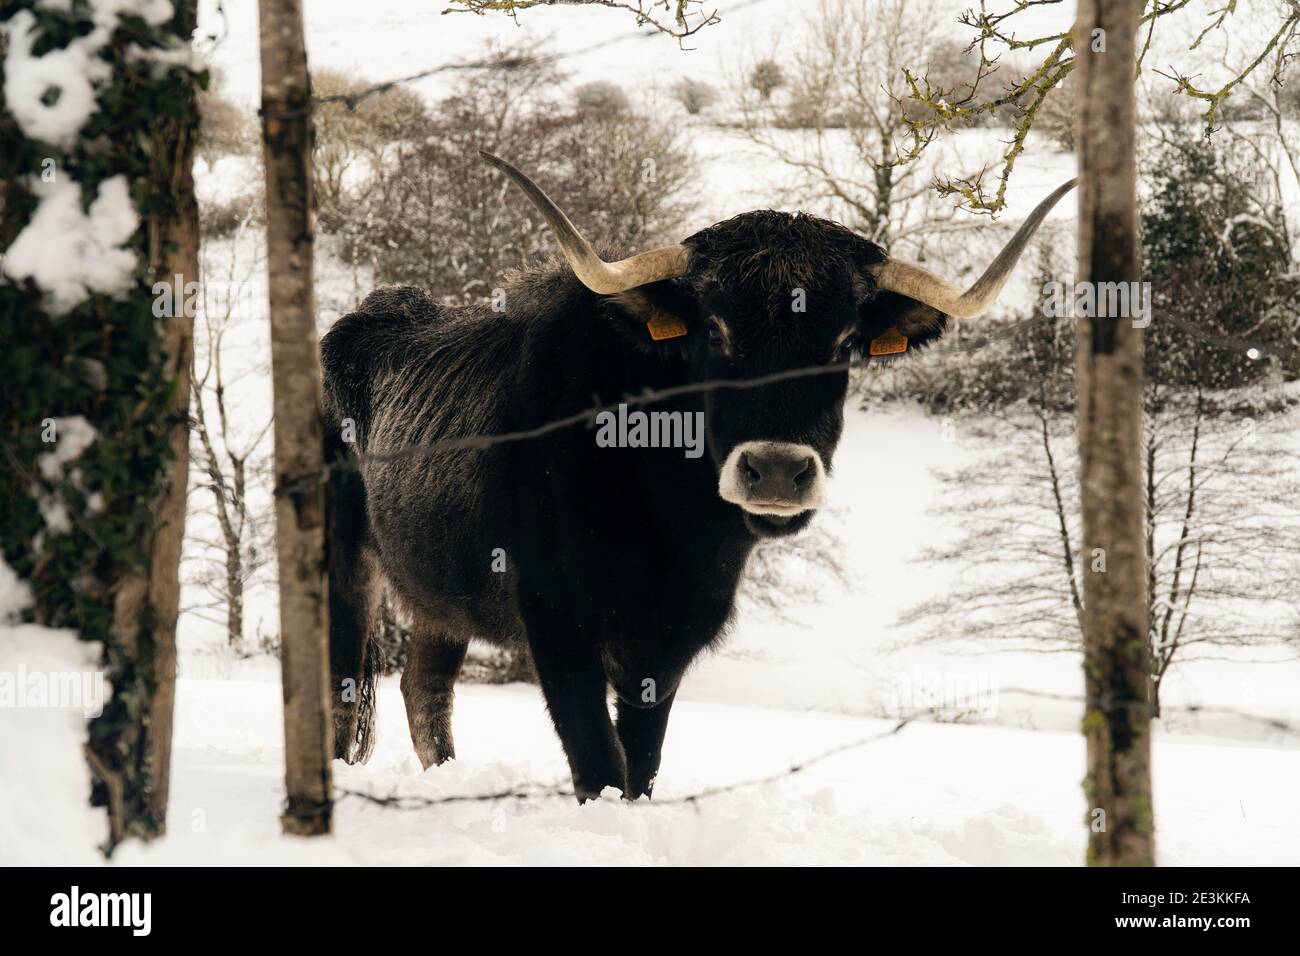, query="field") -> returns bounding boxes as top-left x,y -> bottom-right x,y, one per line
3,0 -> 1297,868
